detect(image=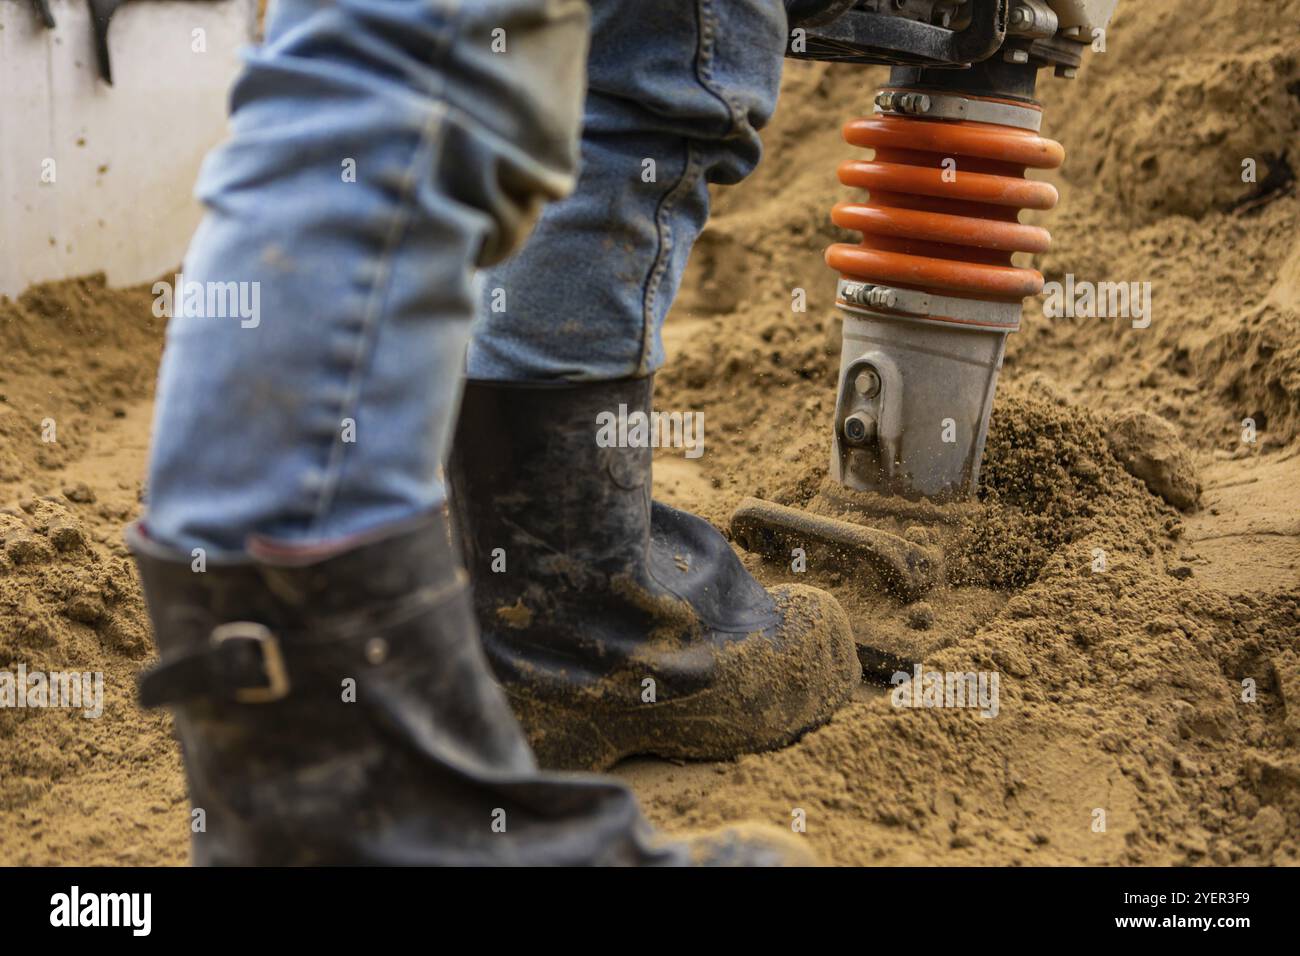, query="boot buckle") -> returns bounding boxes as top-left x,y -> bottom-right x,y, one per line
212,622 -> 291,703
